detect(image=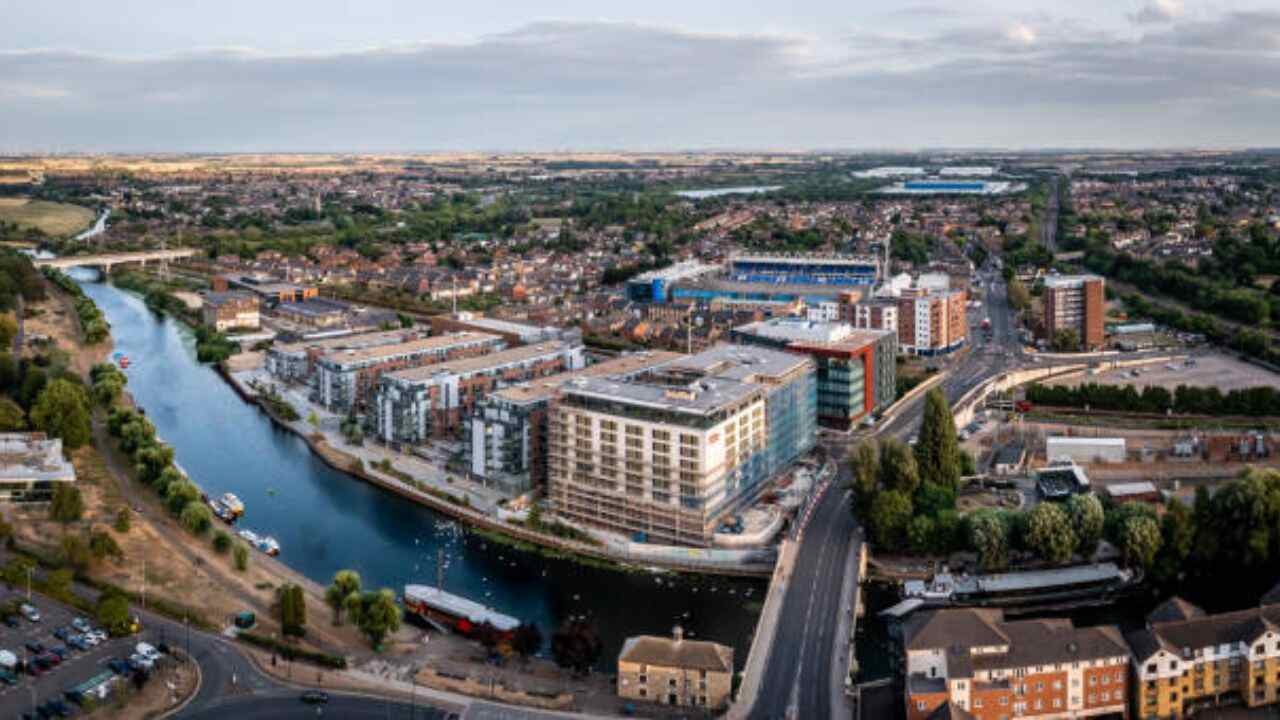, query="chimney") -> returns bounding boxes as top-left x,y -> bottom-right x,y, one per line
672,626 -> 684,643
